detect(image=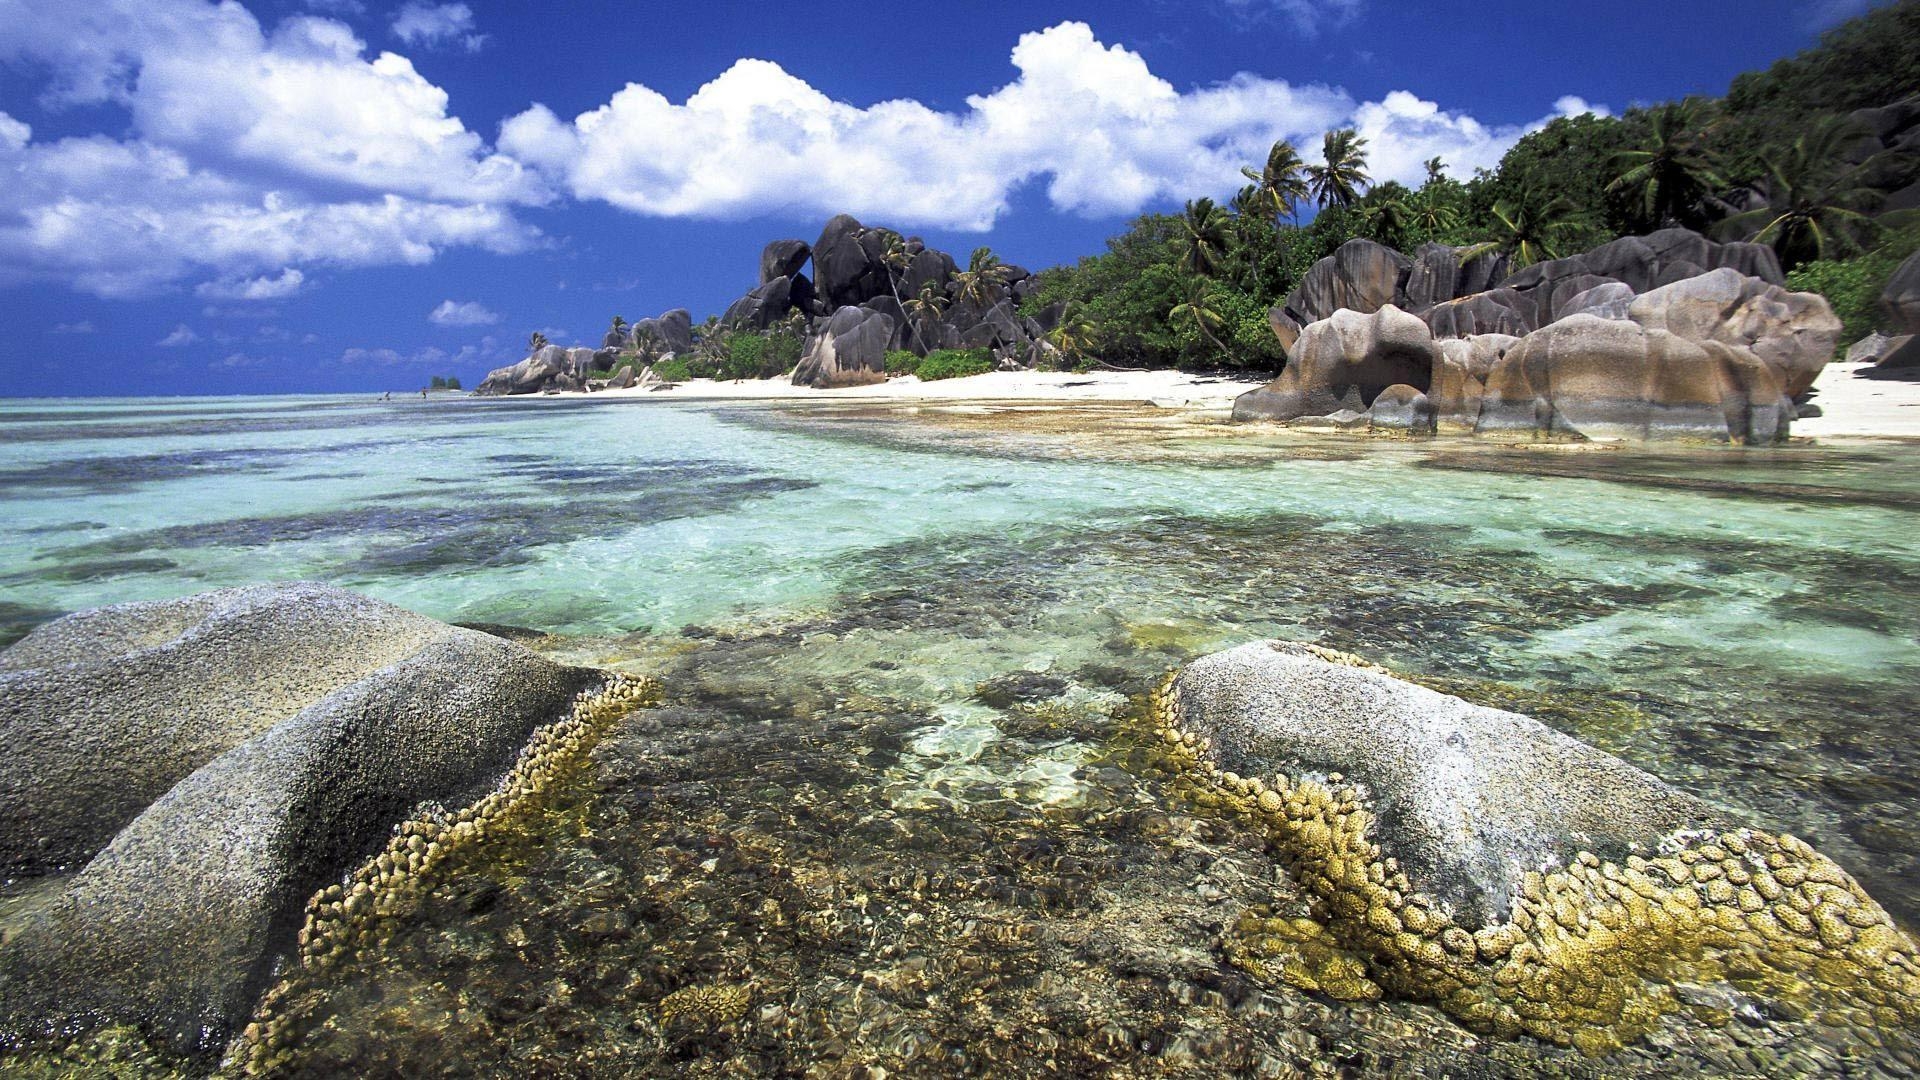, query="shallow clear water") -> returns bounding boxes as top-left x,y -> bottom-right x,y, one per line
4,395 -> 1919,1075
